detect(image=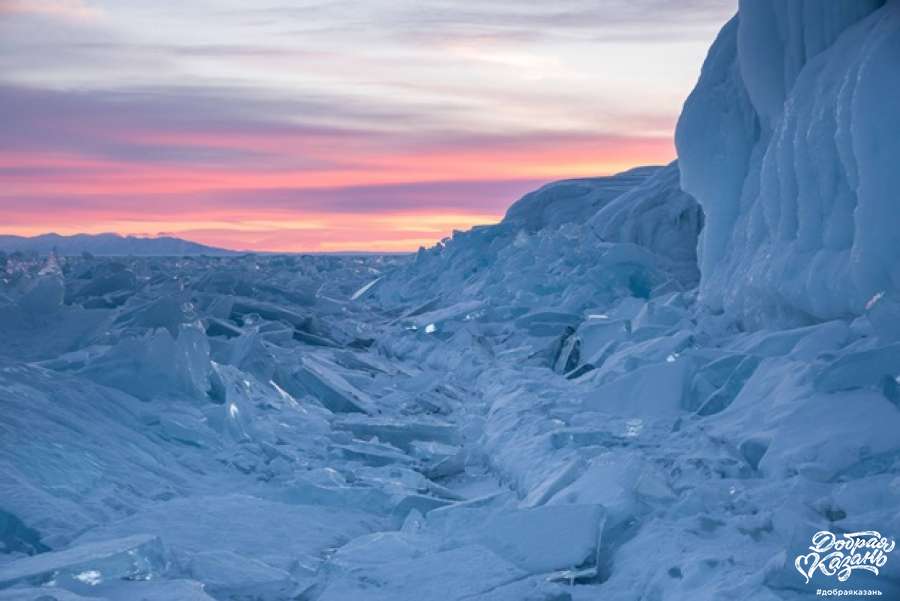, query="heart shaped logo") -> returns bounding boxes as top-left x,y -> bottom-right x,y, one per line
795,552 -> 820,583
